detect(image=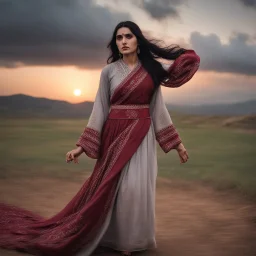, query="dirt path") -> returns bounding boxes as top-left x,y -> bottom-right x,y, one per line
0,177 -> 255,256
